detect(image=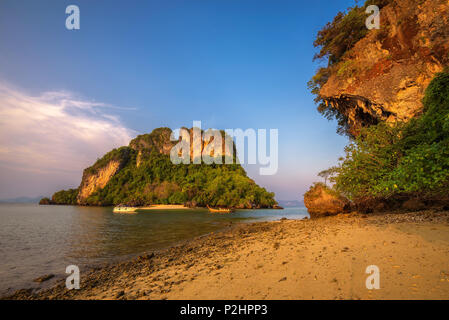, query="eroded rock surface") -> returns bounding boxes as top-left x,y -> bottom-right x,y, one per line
320,0 -> 449,135
304,183 -> 350,218
77,160 -> 122,204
